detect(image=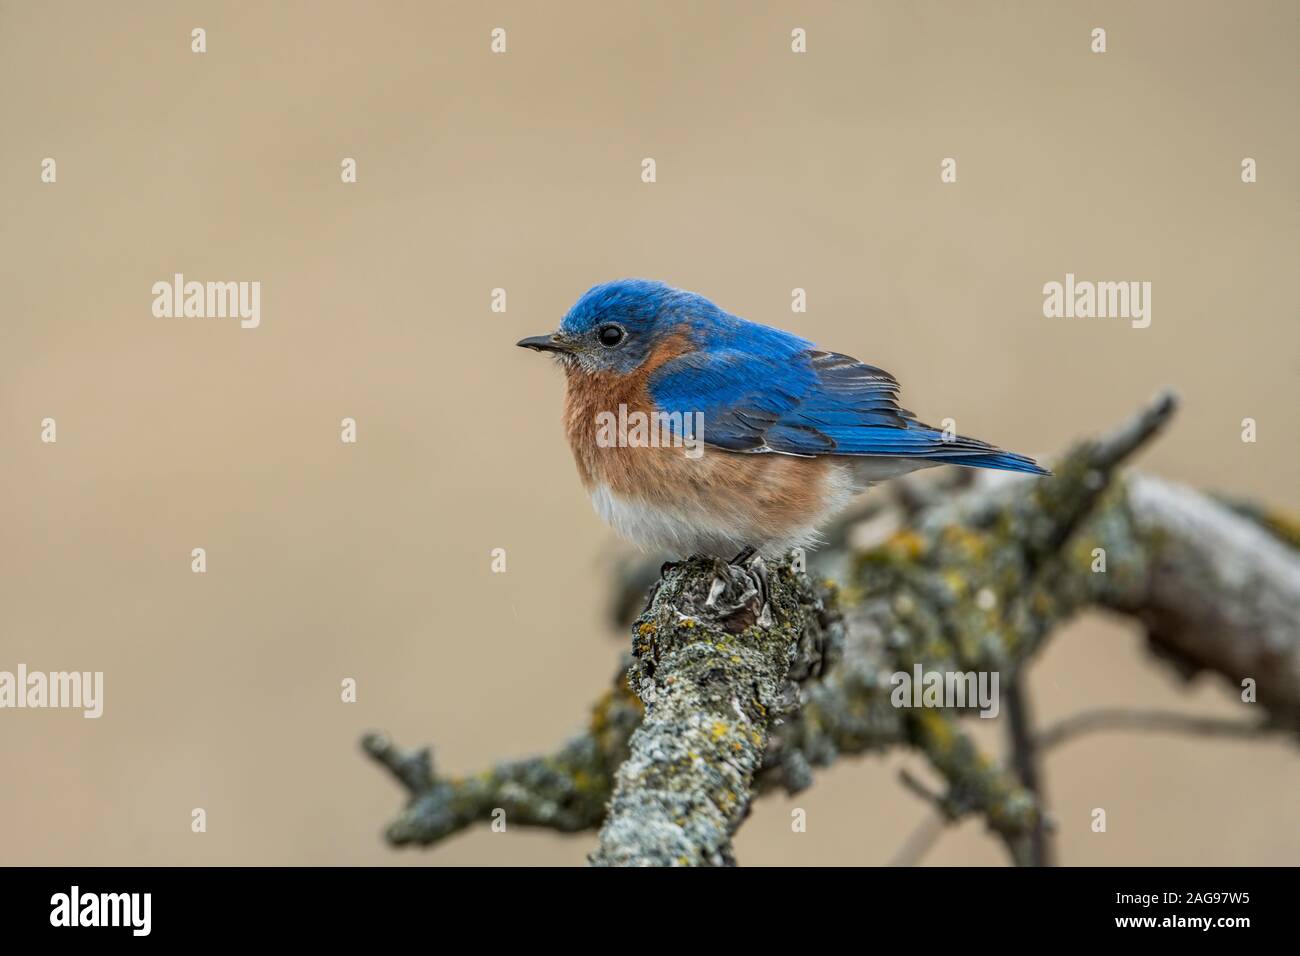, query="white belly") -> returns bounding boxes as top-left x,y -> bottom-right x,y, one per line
589,484 -> 757,557
587,457 -> 926,558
